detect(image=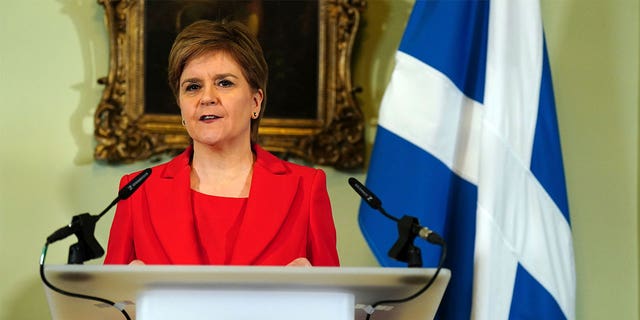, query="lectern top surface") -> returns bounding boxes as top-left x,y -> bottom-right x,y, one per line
44,265 -> 450,320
